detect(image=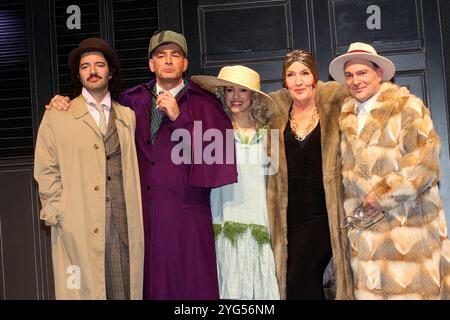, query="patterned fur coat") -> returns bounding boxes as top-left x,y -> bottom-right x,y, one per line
267,81 -> 354,299
339,81 -> 450,299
